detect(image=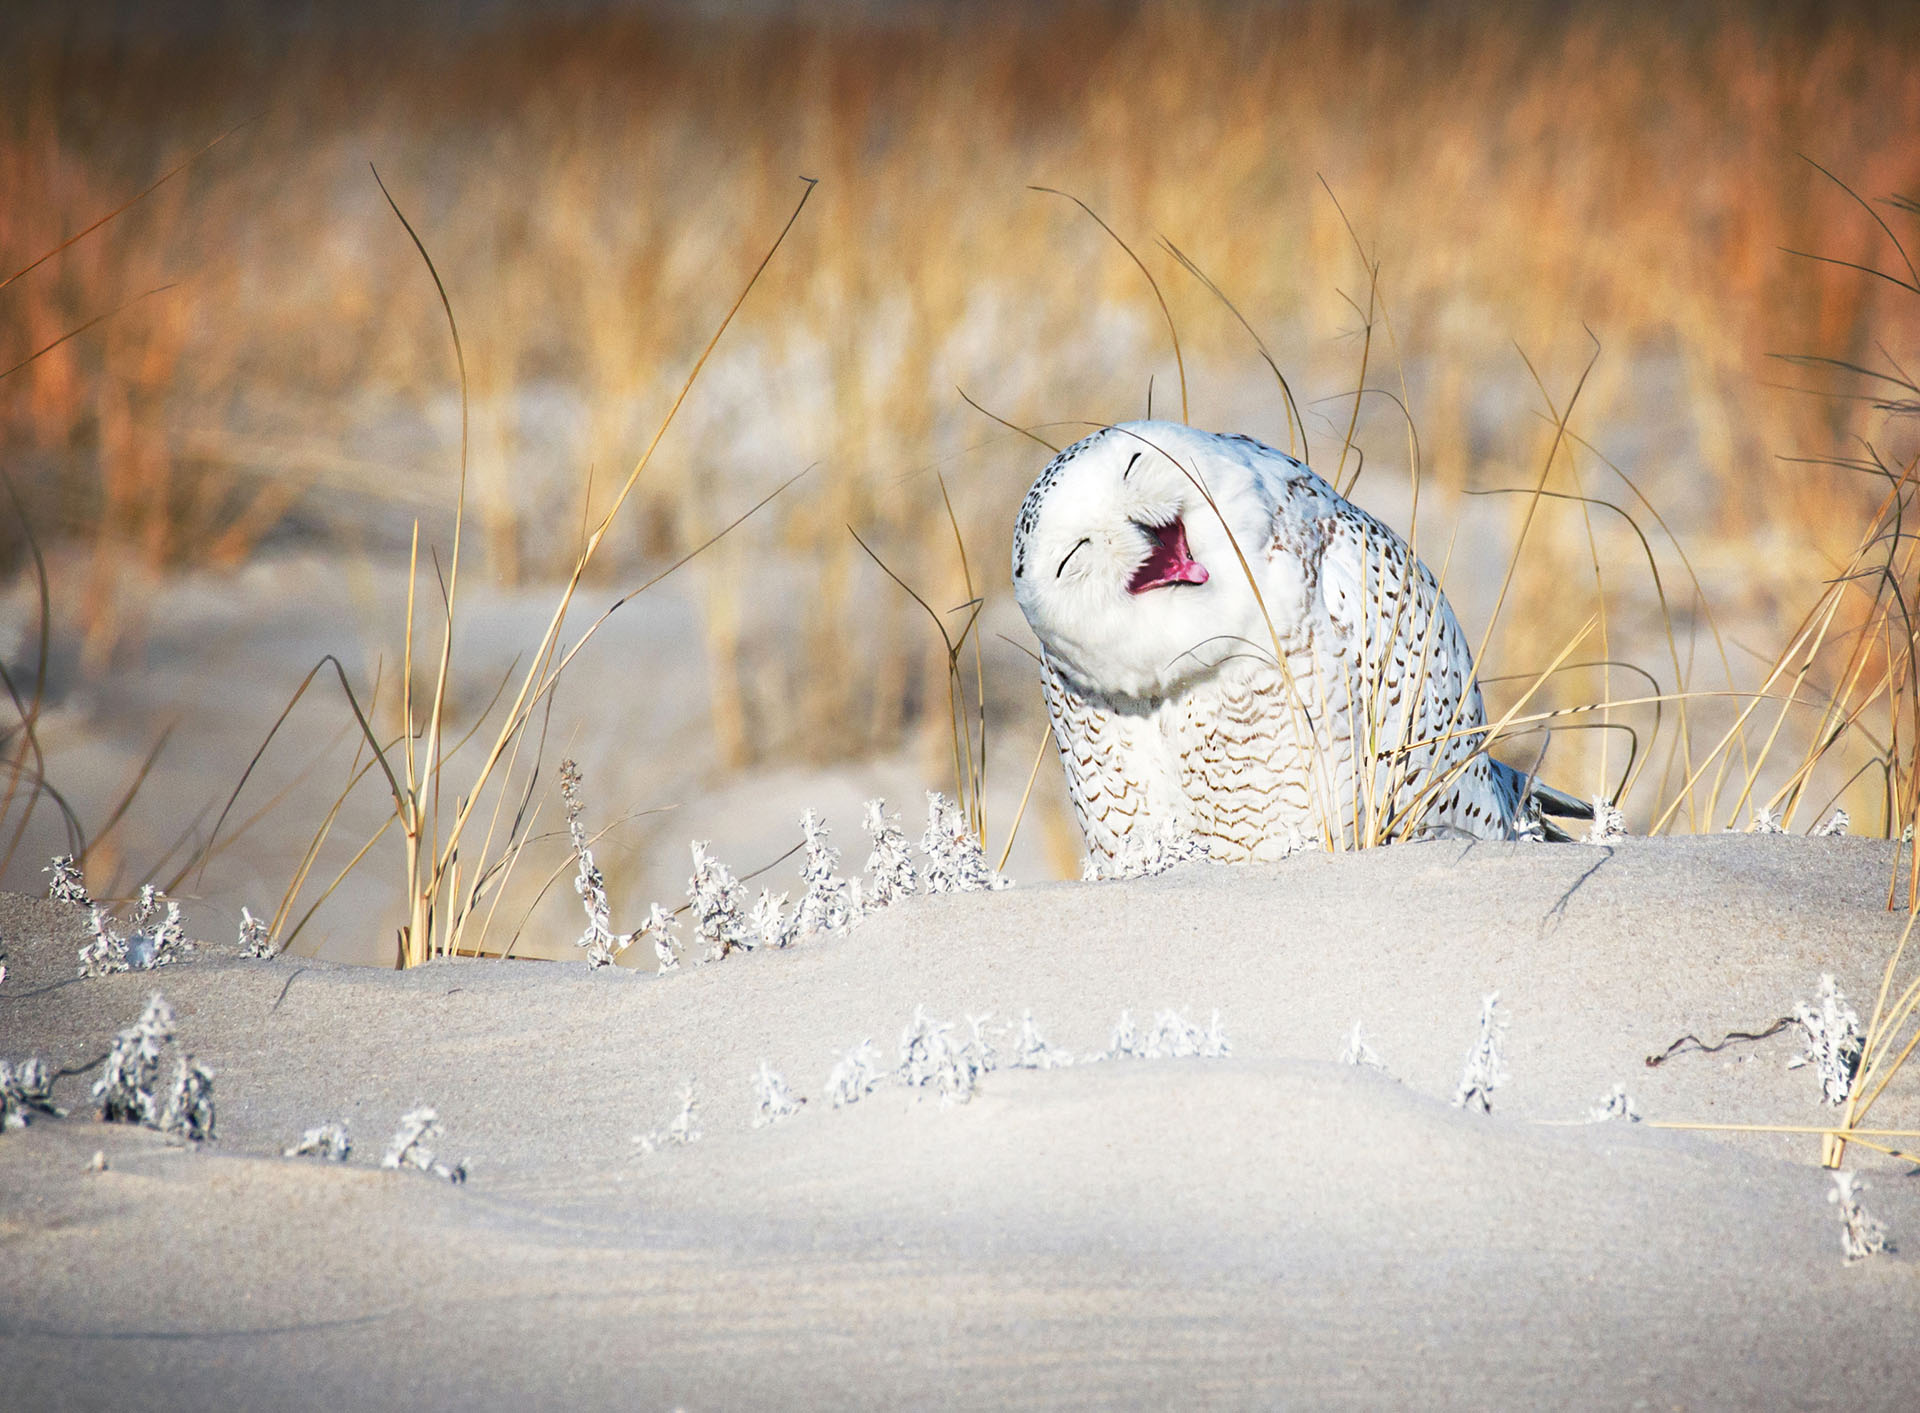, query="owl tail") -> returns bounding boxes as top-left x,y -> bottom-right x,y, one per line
1490,761 -> 1595,842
